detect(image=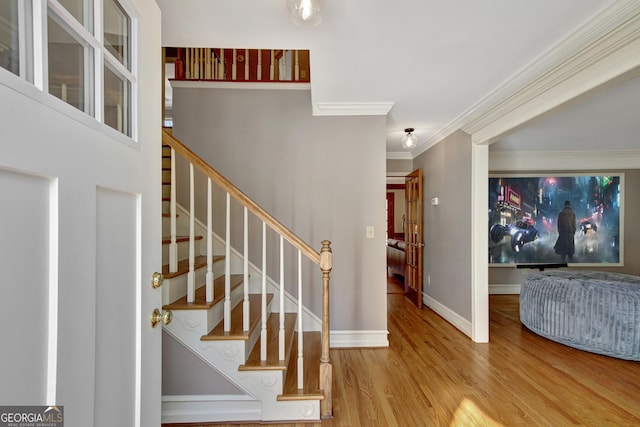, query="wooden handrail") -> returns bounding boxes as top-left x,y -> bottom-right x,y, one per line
162,128 -> 321,265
